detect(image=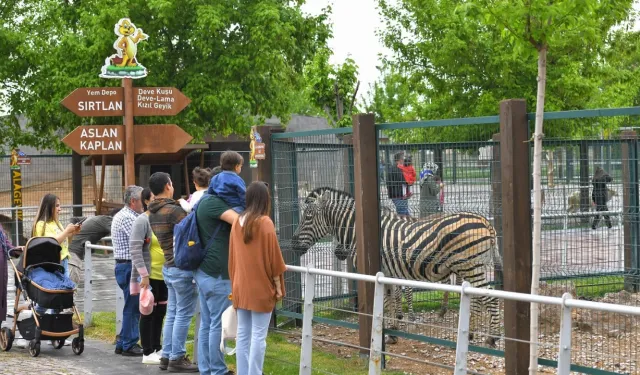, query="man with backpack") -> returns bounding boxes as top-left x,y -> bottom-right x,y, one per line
192,165 -> 239,375
147,172 -> 198,372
